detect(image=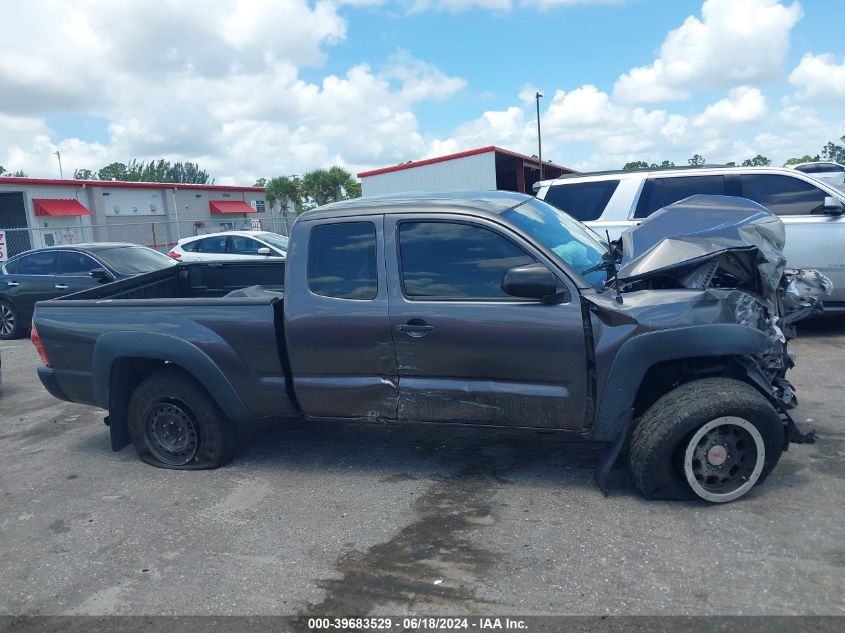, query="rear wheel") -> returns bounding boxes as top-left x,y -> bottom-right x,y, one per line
0,300 -> 21,340
629,377 -> 784,503
127,368 -> 237,469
